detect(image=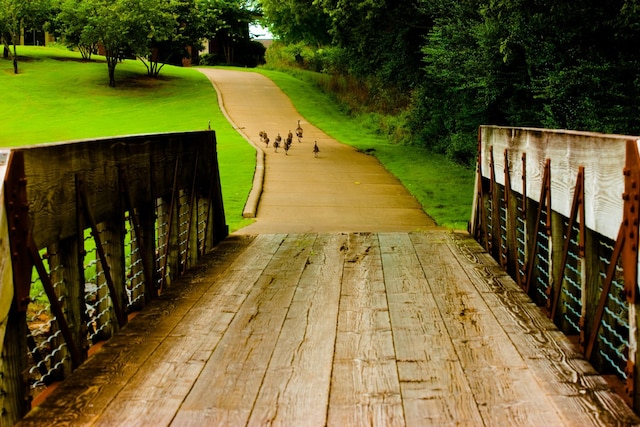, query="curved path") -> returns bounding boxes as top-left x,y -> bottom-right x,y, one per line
197,68 -> 438,234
